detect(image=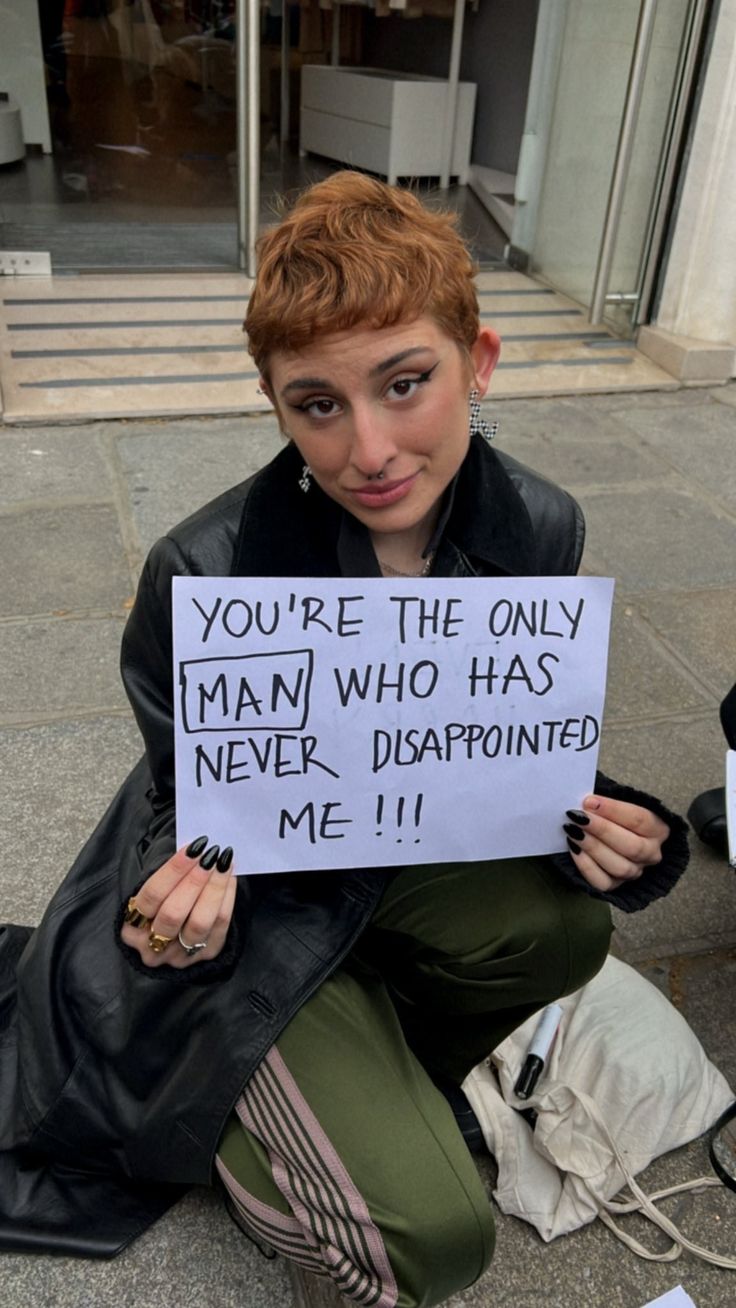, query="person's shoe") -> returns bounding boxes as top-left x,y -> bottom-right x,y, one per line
687,786 -> 728,855
433,1076 -> 486,1153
